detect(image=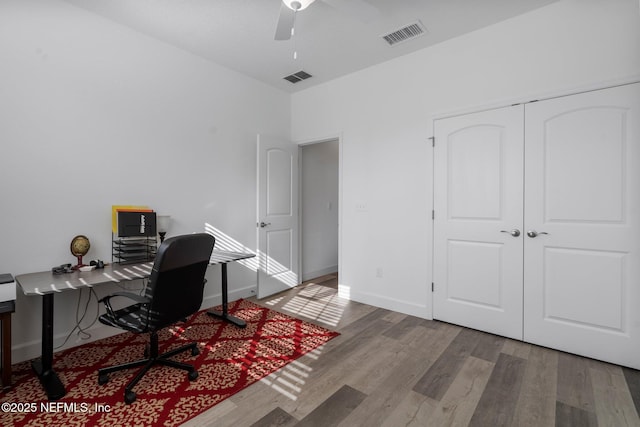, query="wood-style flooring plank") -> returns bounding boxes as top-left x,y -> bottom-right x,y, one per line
412,328 -> 483,400
623,367 -> 640,417
555,401 -> 598,427
279,318 -> 399,418
380,391 -> 436,427
183,277 -> 640,427
471,330 -> 505,363
590,366 -> 640,427
250,407 -> 298,427
501,338 -> 532,360
556,352 -> 597,412
467,353 -> 526,427
338,326 -> 456,426
382,314 -> 430,340
321,337 -> 404,396
424,356 -> 495,427
212,379 -> 293,426
295,385 -> 367,427
511,345 -> 558,427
